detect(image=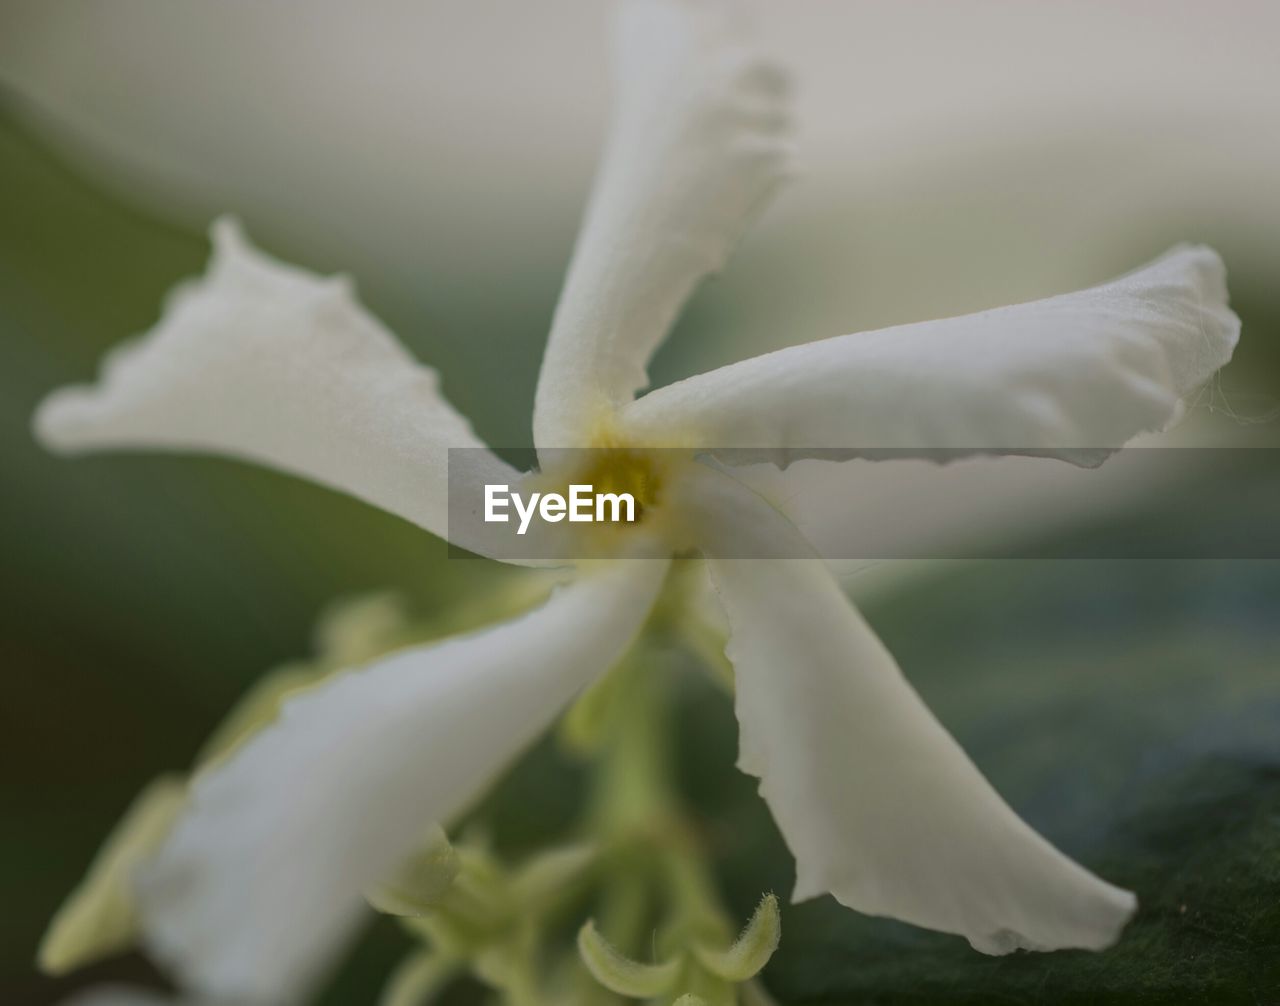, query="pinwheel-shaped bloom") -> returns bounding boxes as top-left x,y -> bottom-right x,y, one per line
35,0 -> 1239,1002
